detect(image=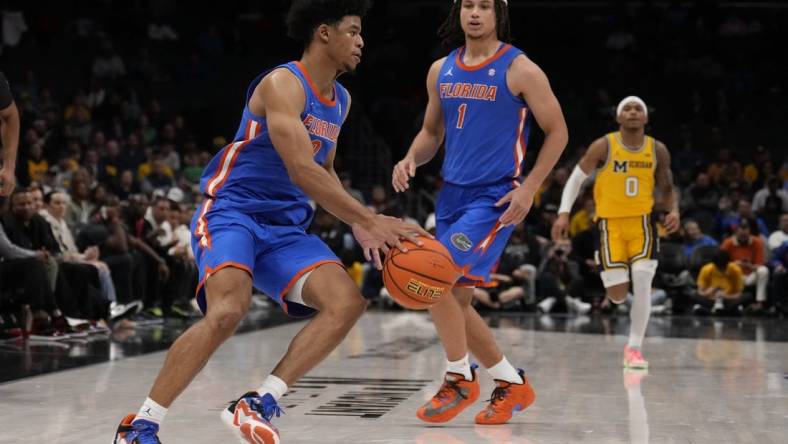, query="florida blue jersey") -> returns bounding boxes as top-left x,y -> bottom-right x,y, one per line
438,44 -> 532,186
196,61 -> 349,232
